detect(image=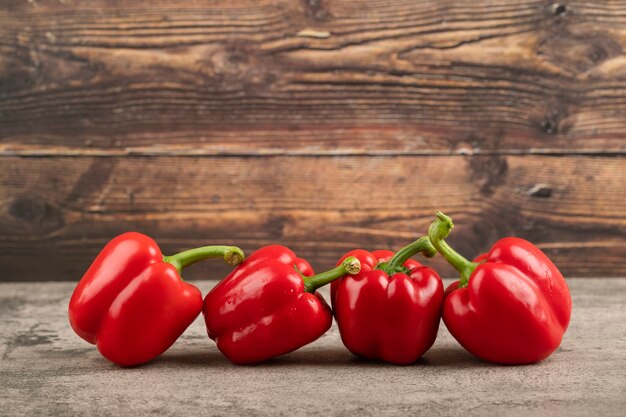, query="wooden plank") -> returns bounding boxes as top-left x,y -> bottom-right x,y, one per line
1,0 -> 626,155
1,154 -> 624,281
